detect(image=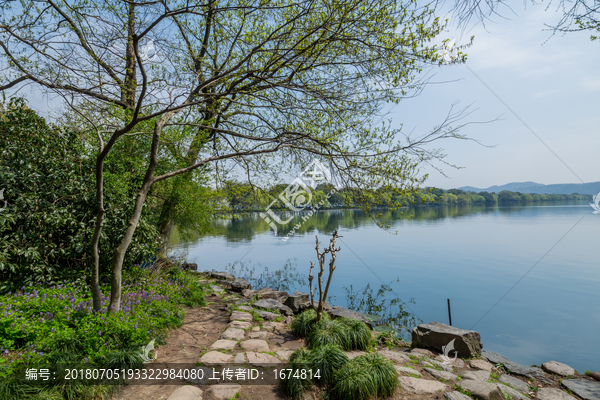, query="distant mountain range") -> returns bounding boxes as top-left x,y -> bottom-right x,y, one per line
457,181 -> 600,195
